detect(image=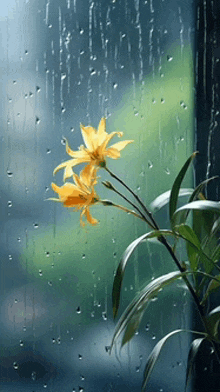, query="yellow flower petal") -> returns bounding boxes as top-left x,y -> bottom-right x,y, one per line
65,140 -> 89,158
85,208 -> 98,225
80,124 -> 97,150
105,147 -> 121,159
97,117 -> 107,144
99,131 -> 123,154
109,139 -> 134,152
